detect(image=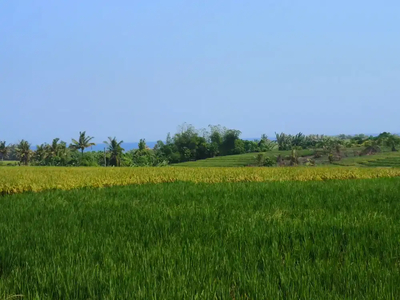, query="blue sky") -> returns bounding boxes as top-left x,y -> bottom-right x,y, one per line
1,1 -> 399,144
